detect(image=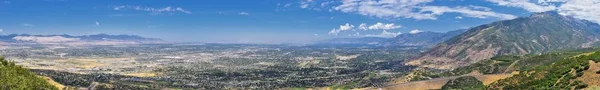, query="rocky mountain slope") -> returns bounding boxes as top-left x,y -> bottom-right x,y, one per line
407,11 -> 600,70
